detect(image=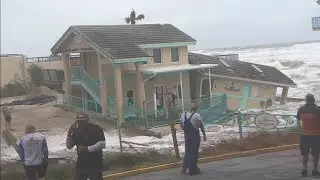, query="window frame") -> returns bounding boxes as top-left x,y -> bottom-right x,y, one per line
171,47 -> 180,63
153,49 -> 162,64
